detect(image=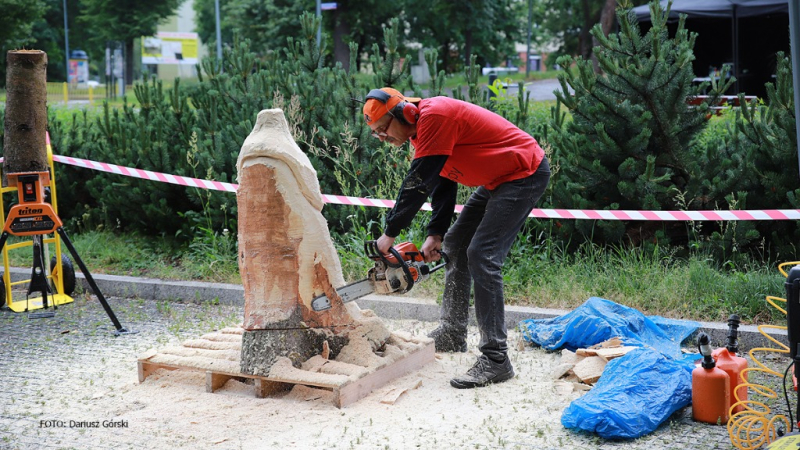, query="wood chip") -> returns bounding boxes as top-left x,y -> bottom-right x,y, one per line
554,380 -> 575,395
572,356 -> 607,385
552,363 -> 574,380
321,340 -> 330,360
380,379 -> 423,405
595,346 -> 636,362
573,382 -> 592,391
559,349 -> 584,366
516,337 -> 526,352
563,373 -> 581,383
591,337 -> 622,349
